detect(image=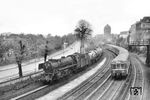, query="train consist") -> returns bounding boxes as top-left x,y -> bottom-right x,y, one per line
38,47 -> 103,83
107,44 -> 130,79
